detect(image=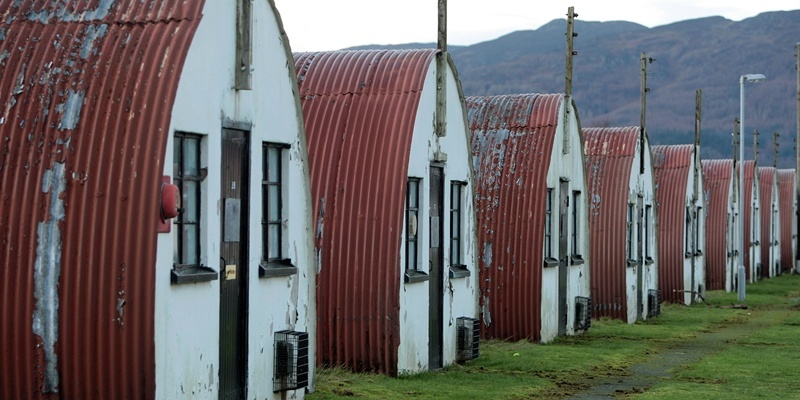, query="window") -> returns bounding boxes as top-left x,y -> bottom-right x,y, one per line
405,178 -> 427,282
449,182 -> 470,278
571,191 -> 584,264
544,189 -> 554,259
260,143 -> 296,278
685,207 -> 692,256
645,205 -> 653,263
172,132 -> 215,284
627,203 -> 635,262
695,207 -> 702,255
